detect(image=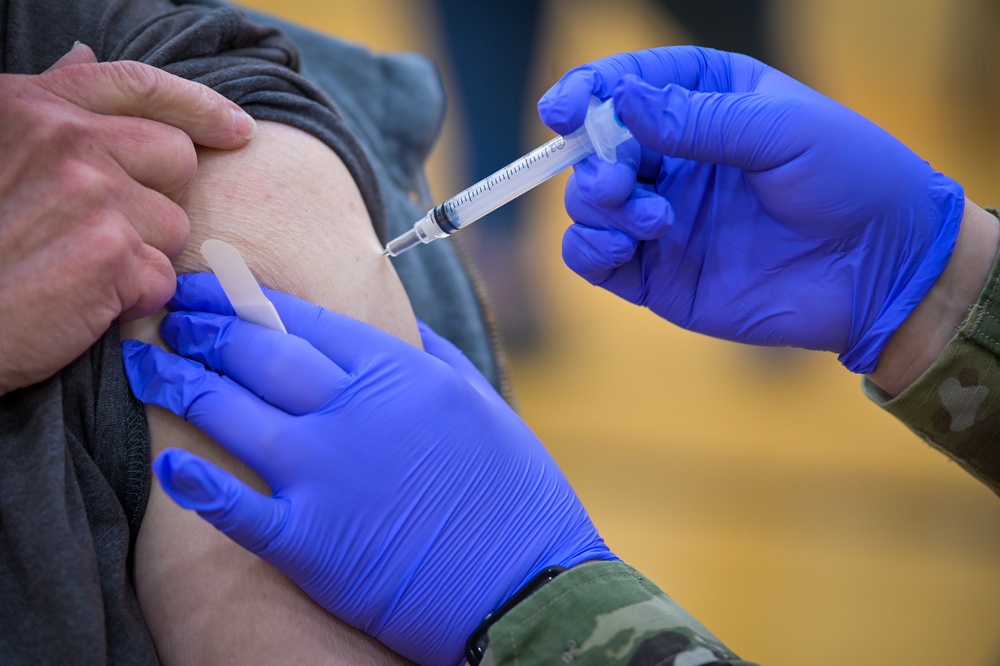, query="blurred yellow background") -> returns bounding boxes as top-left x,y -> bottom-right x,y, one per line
238,1 -> 1000,664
